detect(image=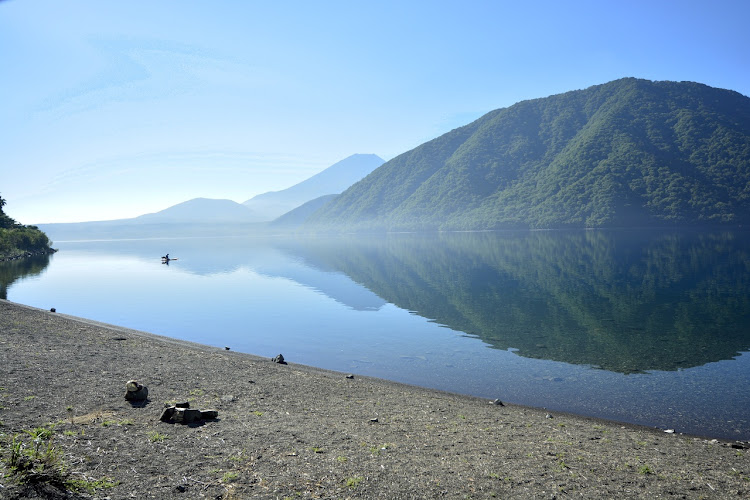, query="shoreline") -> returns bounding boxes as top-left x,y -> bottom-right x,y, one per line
3,300 -> 734,443
1,299 -> 748,498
